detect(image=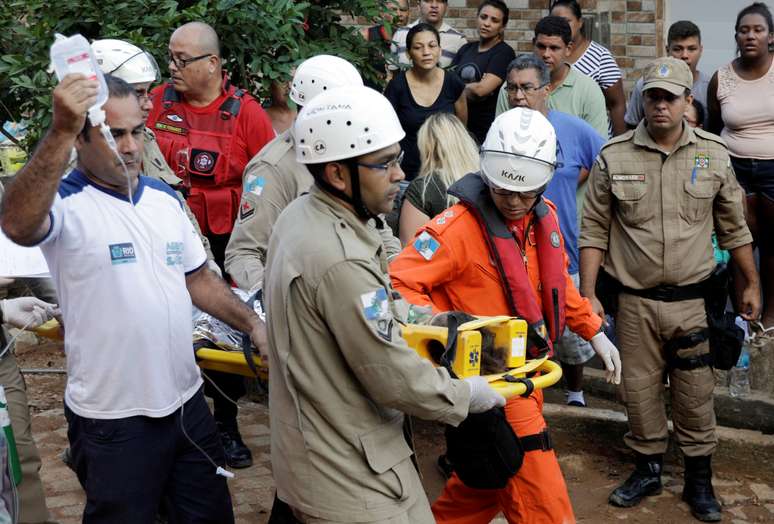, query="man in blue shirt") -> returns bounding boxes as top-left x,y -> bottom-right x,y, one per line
503,54 -> 605,407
